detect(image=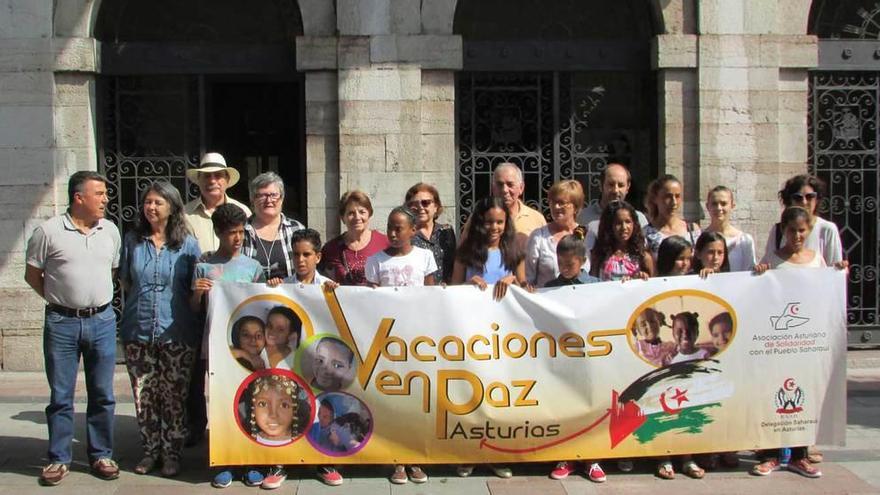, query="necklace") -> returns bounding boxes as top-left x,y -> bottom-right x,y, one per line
257,230 -> 279,276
